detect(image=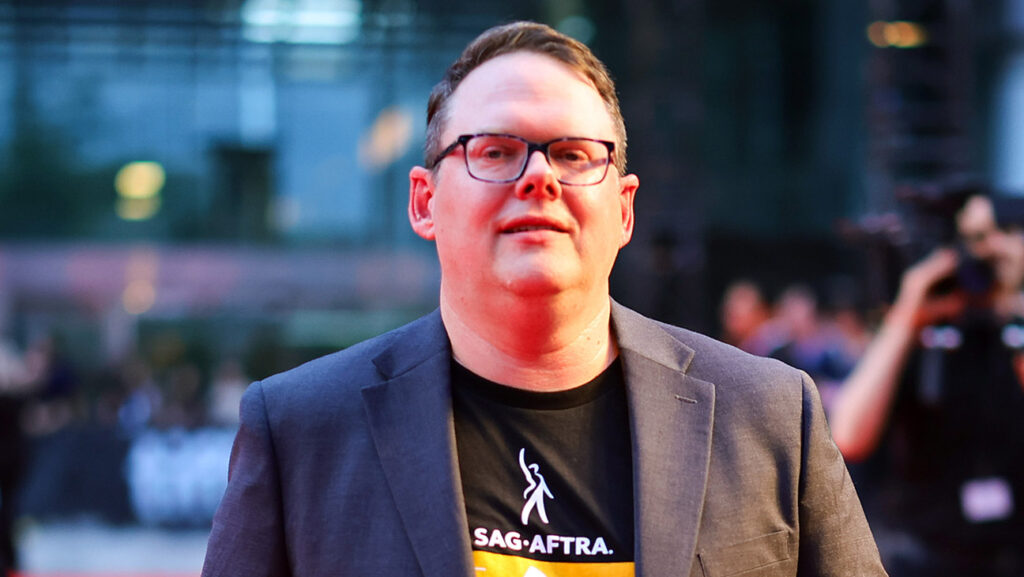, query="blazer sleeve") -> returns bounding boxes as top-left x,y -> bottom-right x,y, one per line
202,381 -> 291,577
796,372 -> 888,576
